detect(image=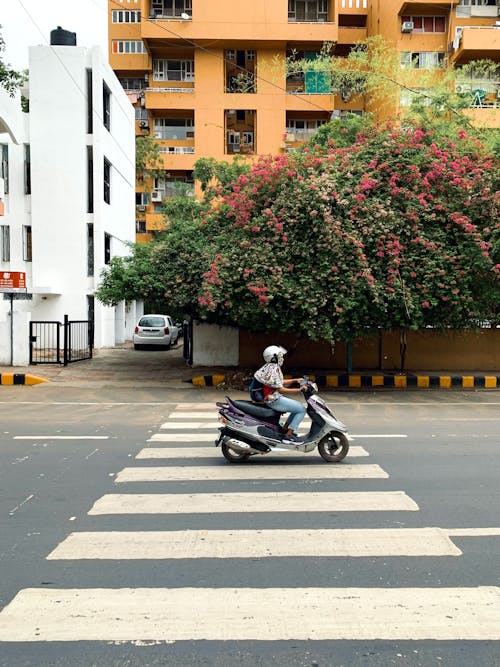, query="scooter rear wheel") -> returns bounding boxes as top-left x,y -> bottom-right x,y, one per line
221,442 -> 250,463
318,432 -> 349,462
